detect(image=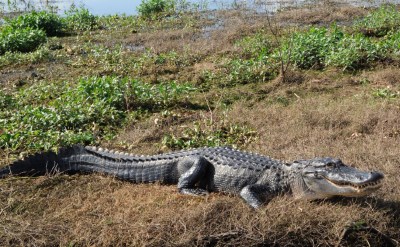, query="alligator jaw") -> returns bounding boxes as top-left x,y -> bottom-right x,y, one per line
323,172 -> 384,196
